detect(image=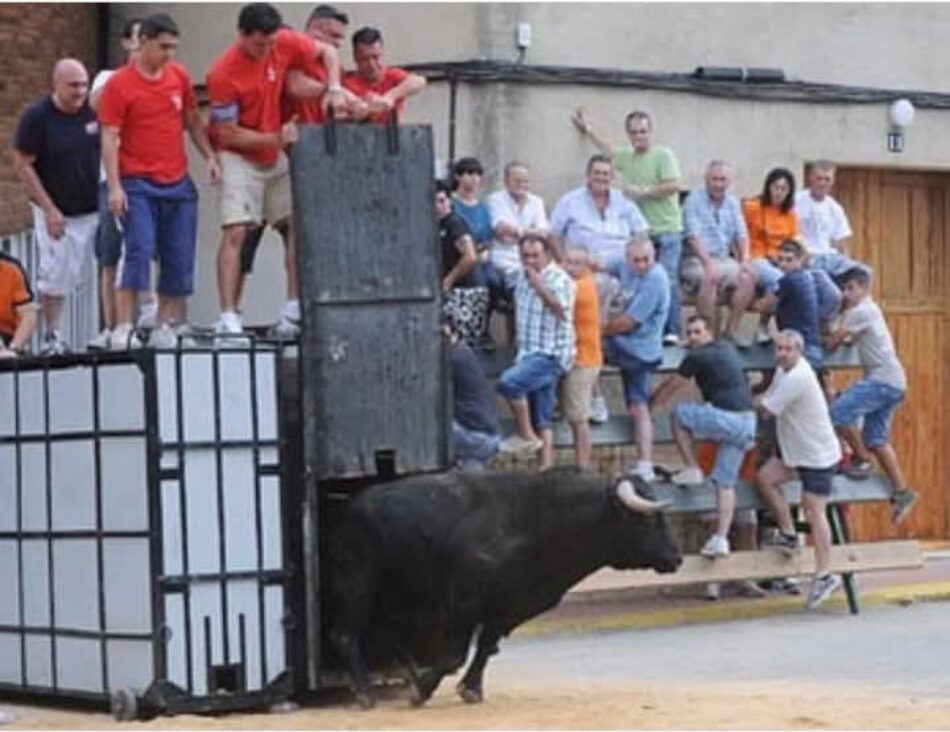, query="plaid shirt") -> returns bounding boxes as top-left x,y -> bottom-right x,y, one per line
513,262 -> 576,371
683,185 -> 748,259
